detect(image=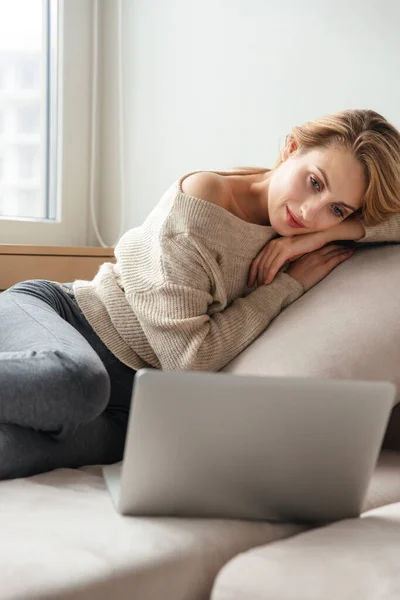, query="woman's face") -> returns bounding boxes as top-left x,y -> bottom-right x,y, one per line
267,143 -> 366,236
